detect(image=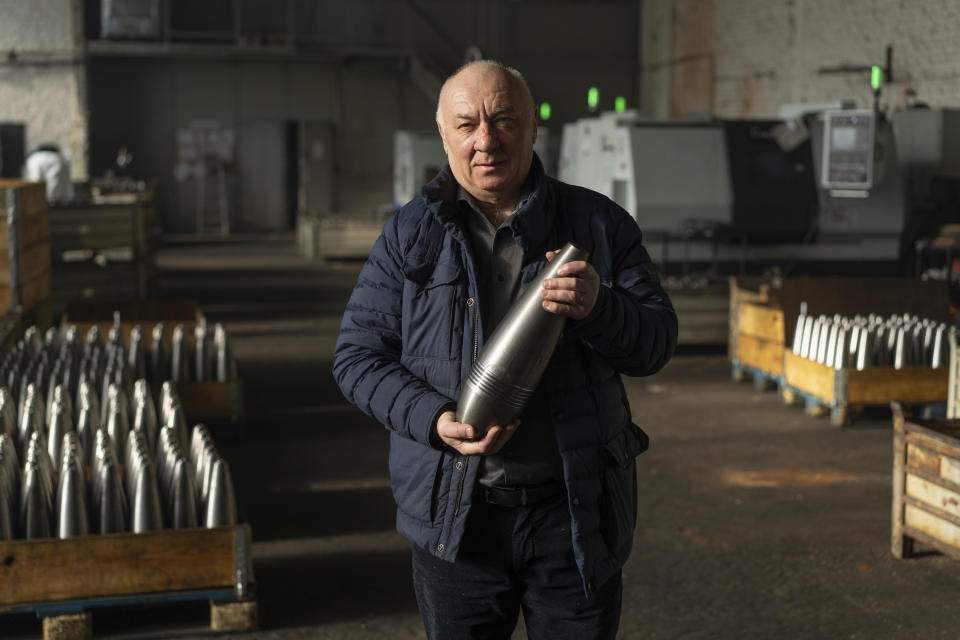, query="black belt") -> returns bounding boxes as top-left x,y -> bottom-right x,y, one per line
477,481 -> 565,508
